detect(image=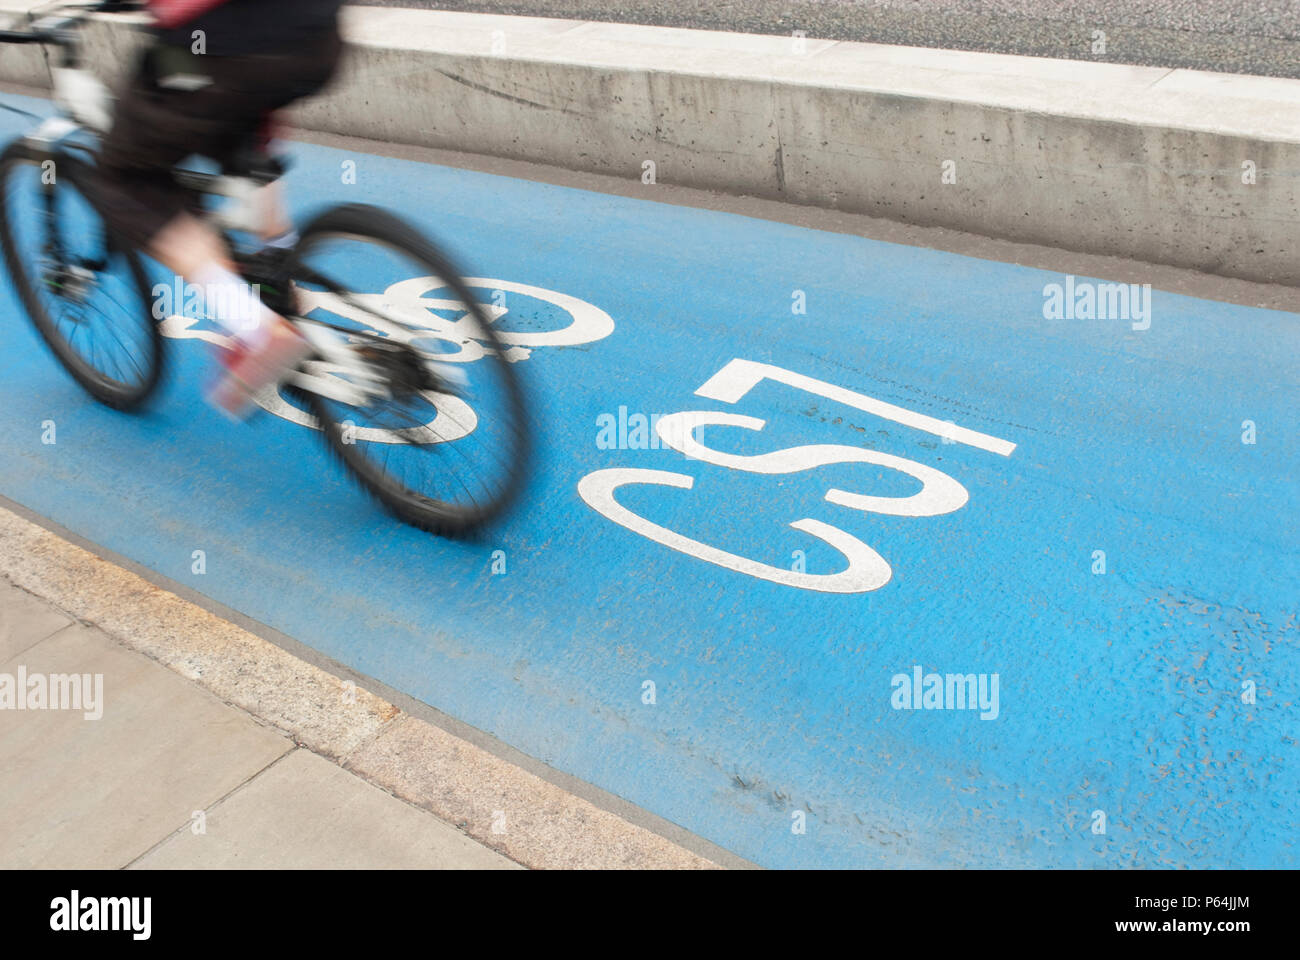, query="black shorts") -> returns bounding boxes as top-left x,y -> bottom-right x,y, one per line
97,25 -> 343,249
